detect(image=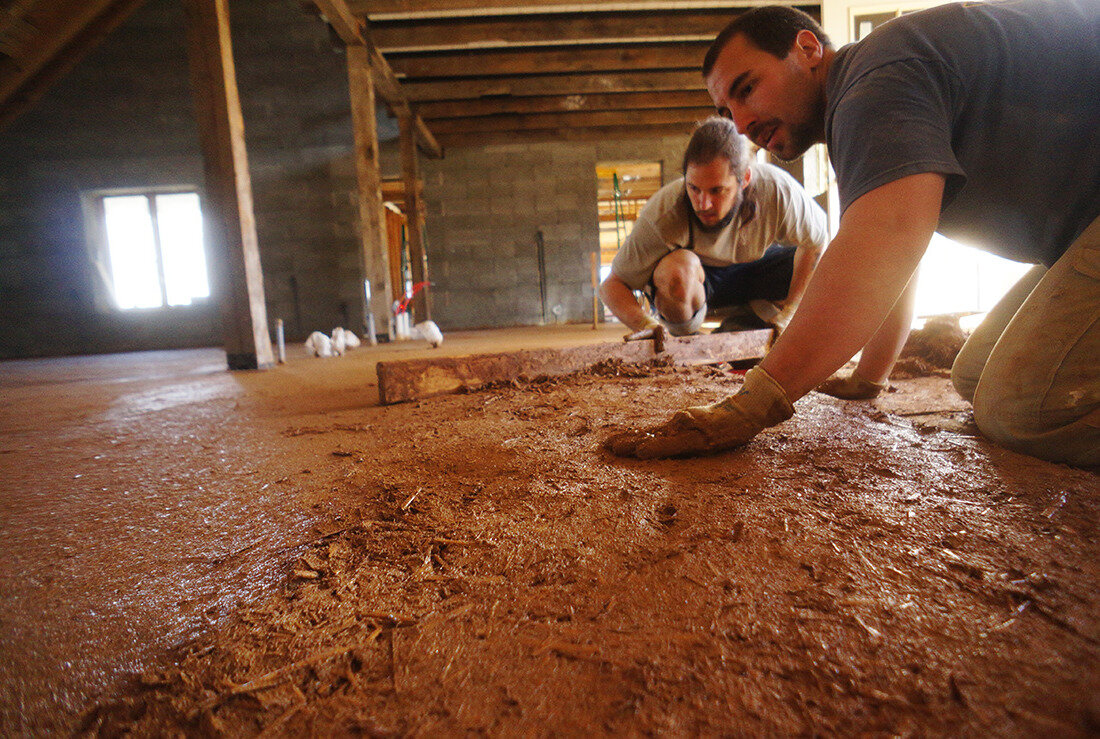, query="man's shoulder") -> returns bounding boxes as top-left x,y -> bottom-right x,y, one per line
643,177 -> 687,215
749,162 -> 807,201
